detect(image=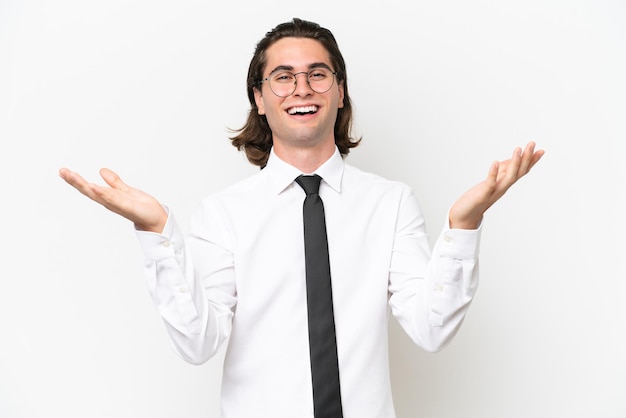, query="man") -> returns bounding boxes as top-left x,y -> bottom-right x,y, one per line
59,18 -> 543,418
